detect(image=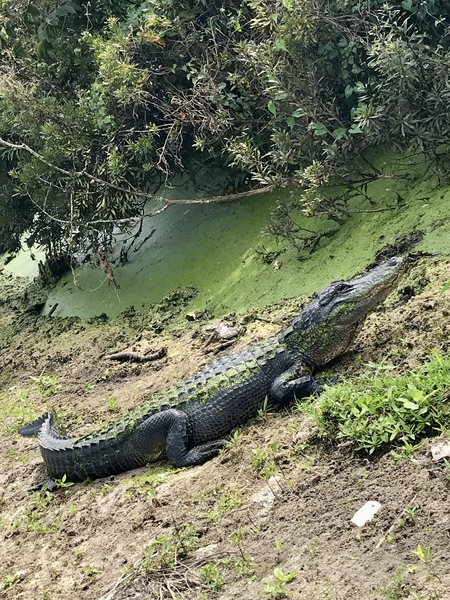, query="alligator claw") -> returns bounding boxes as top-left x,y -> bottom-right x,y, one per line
29,478 -> 58,493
